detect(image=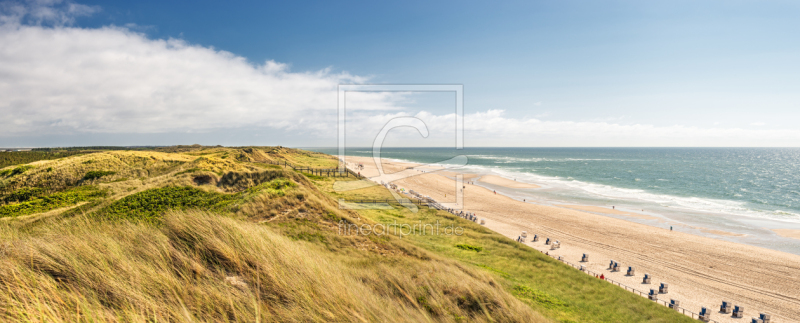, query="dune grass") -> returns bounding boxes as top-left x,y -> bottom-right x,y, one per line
0,200 -> 544,322
0,147 -> 696,322
312,176 -> 696,323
